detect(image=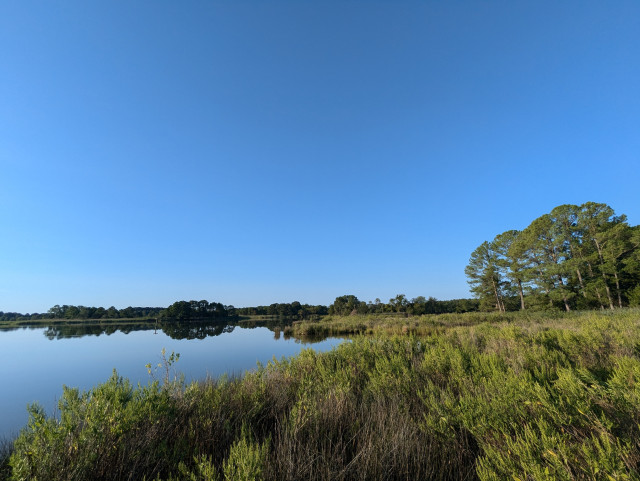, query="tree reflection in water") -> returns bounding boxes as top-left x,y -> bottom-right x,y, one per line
37,318 -> 329,342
